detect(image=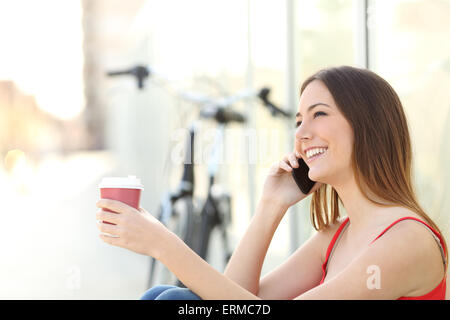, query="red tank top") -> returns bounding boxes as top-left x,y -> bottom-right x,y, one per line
319,216 -> 447,300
